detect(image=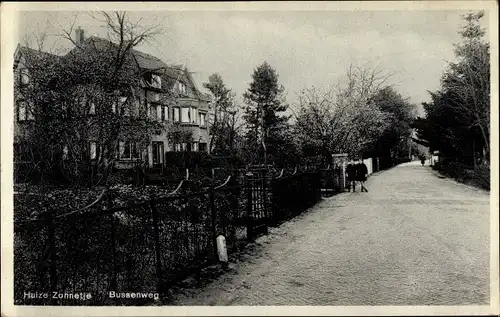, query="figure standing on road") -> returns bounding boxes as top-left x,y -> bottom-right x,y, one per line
420,154 -> 426,166
346,159 -> 357,192
356,159 -> 369,192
